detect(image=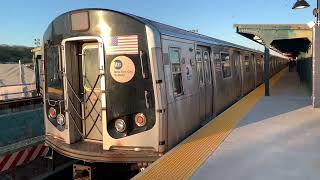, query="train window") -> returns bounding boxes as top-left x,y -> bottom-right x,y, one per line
221,52 -> 231,78
169,48 -> 183,96
196,50 -> 204,84
83,47 -> 100,90
203,51 -> 211,84
70,11 -> 89,31
45,46 -> 64,98
245,55 -> 250,72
